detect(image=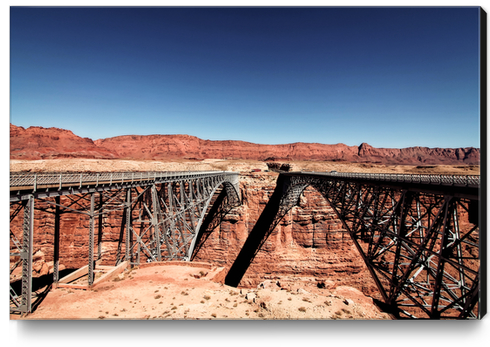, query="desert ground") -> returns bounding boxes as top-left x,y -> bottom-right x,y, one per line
13,262 -> 391,320
9,159 -> 479,320
9,158 -> 480,175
